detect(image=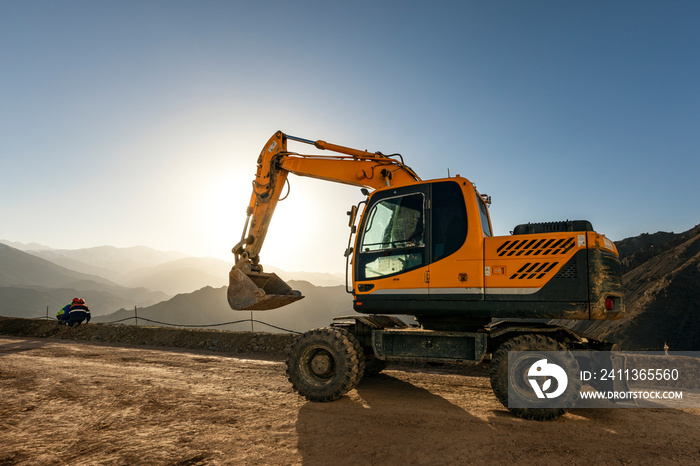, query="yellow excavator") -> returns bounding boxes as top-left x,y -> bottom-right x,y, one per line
228,131 -> 628,420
